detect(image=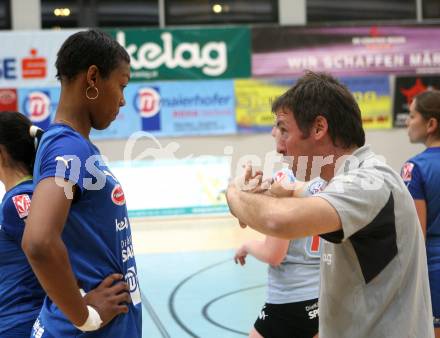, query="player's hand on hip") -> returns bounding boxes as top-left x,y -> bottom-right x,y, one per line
84,273 -> 131,328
